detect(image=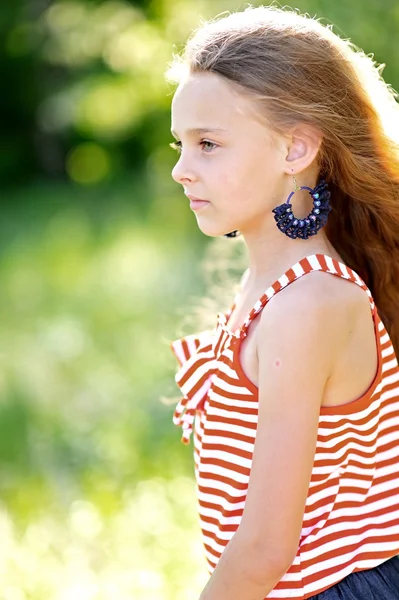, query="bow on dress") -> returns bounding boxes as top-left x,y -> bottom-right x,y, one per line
170,328 -> 218,444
